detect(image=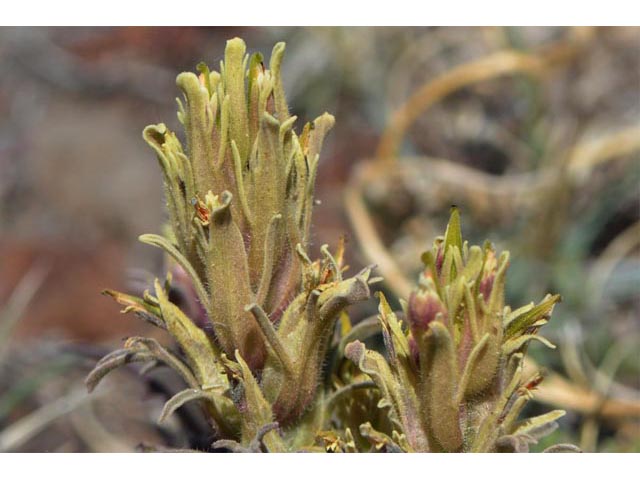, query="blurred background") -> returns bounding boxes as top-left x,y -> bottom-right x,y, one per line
0,26 -> 638,452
